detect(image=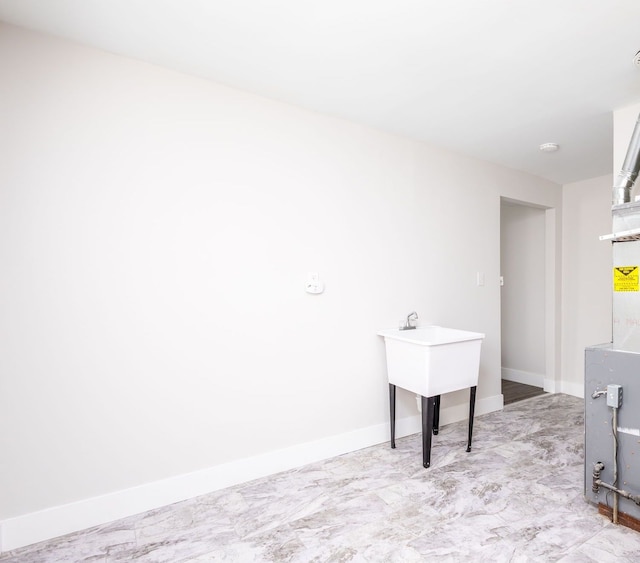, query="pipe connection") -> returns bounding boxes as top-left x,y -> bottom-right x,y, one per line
592,462 -> 640,506
592,461 -> 605,493
613,113 -> 640,206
